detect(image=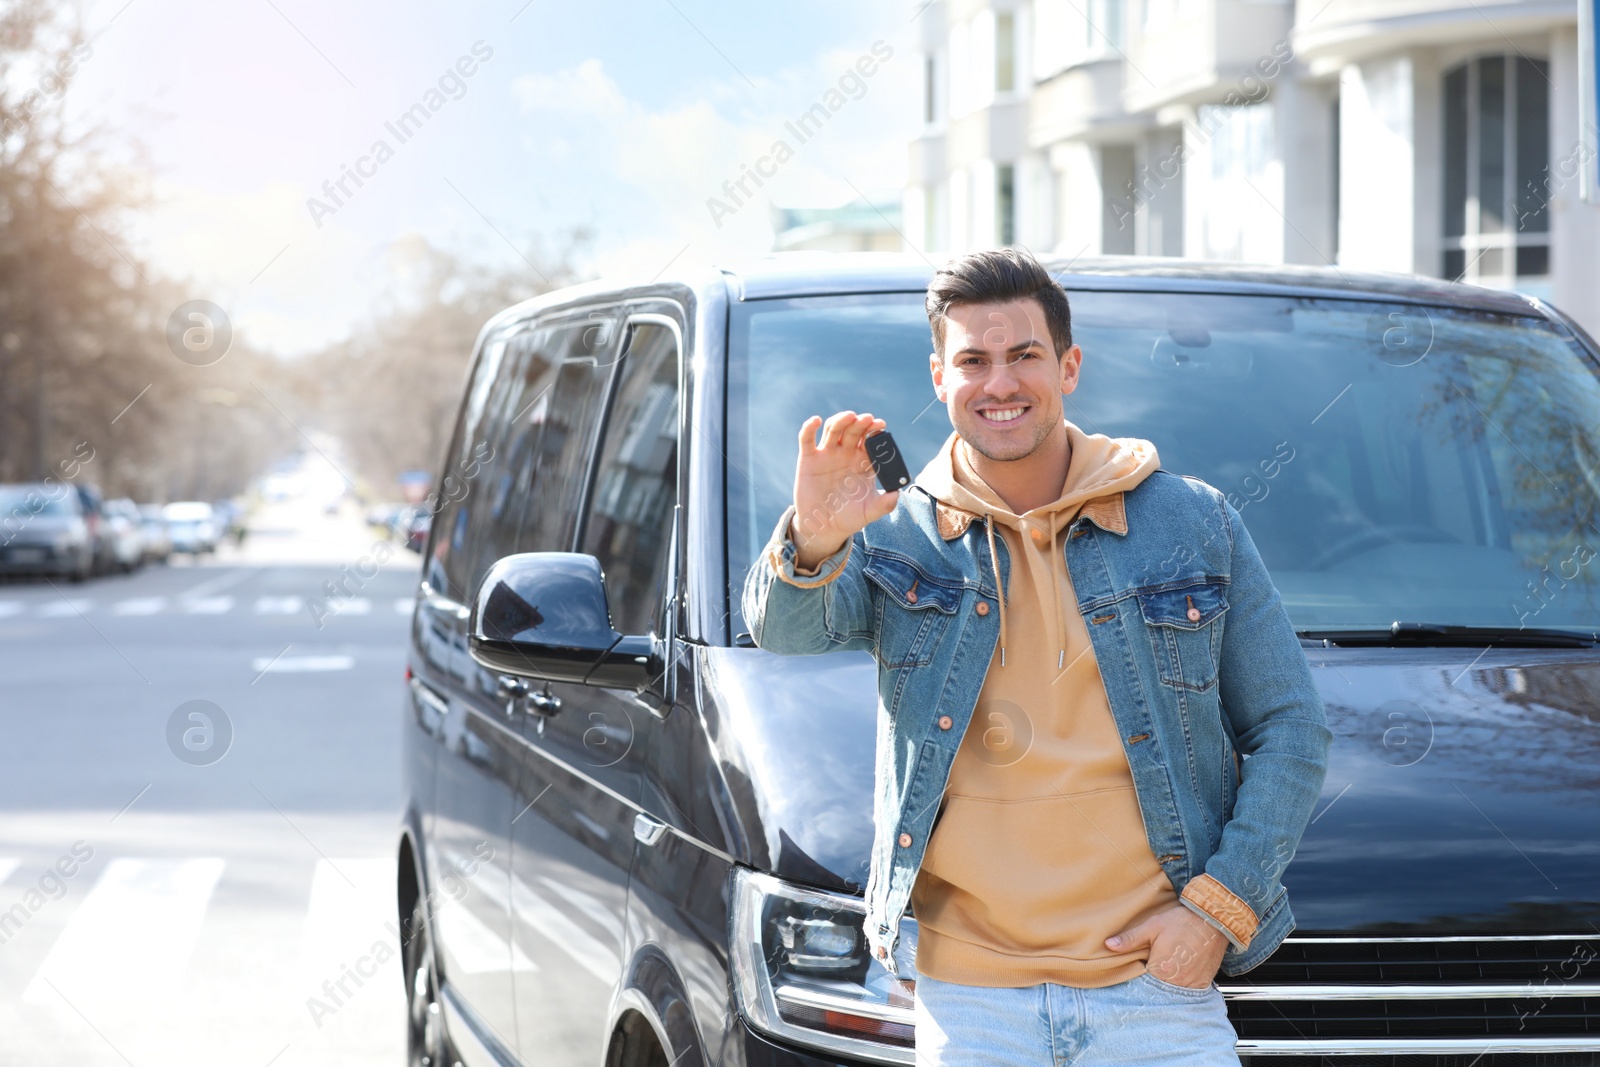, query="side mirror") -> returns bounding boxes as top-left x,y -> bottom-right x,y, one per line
468,552 -> 656,691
